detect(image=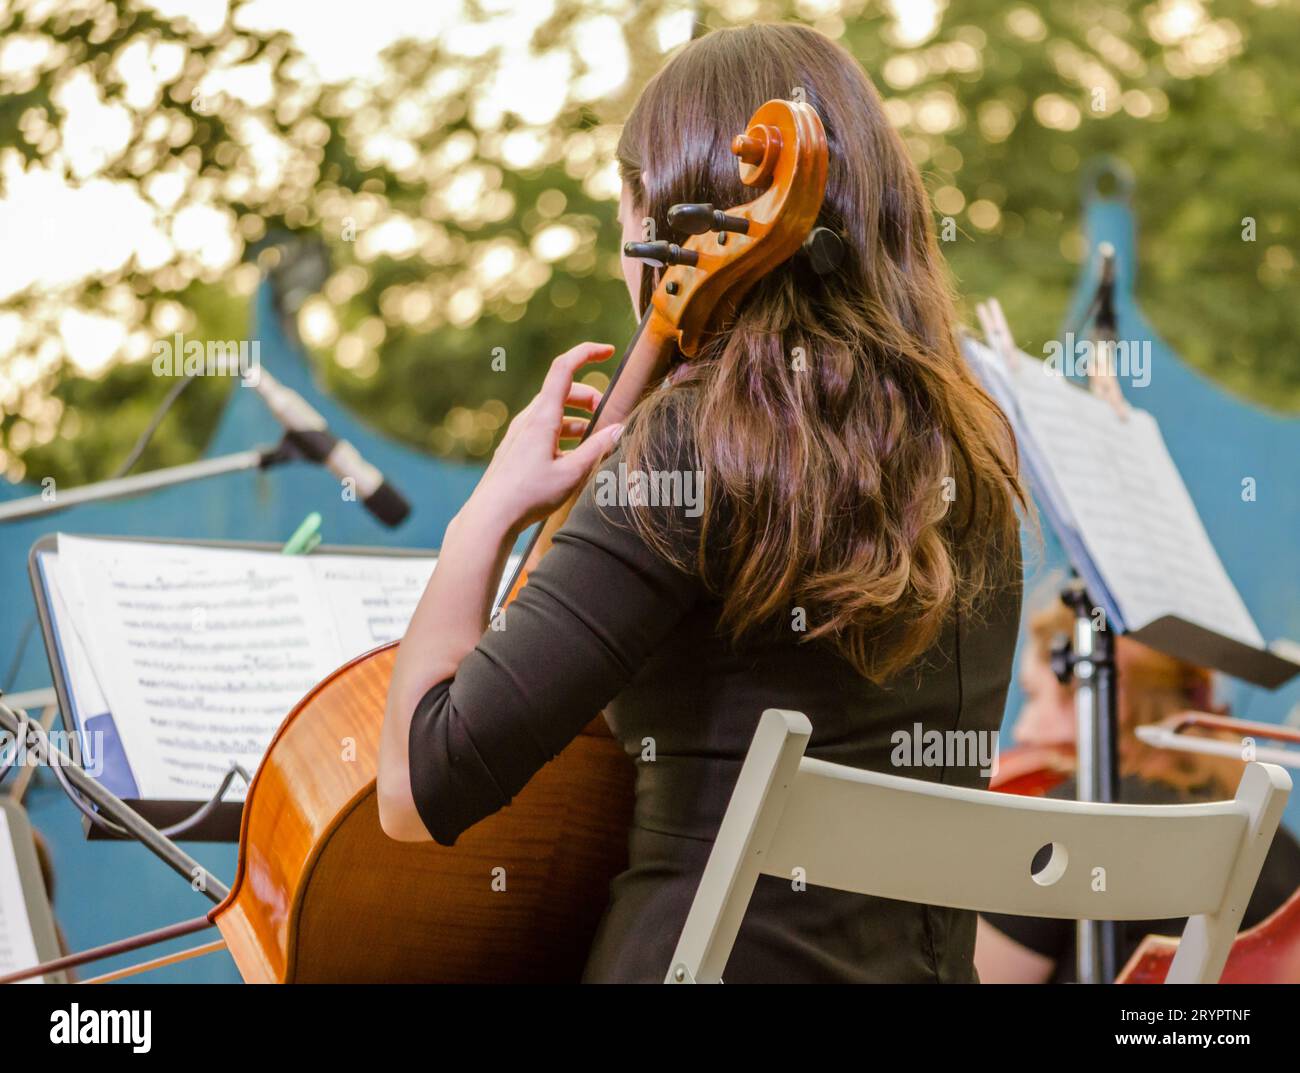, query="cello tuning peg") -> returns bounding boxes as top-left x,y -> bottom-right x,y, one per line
622,240 -> 699,268
667,203 -> 750,237
801,227 -> 845,275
